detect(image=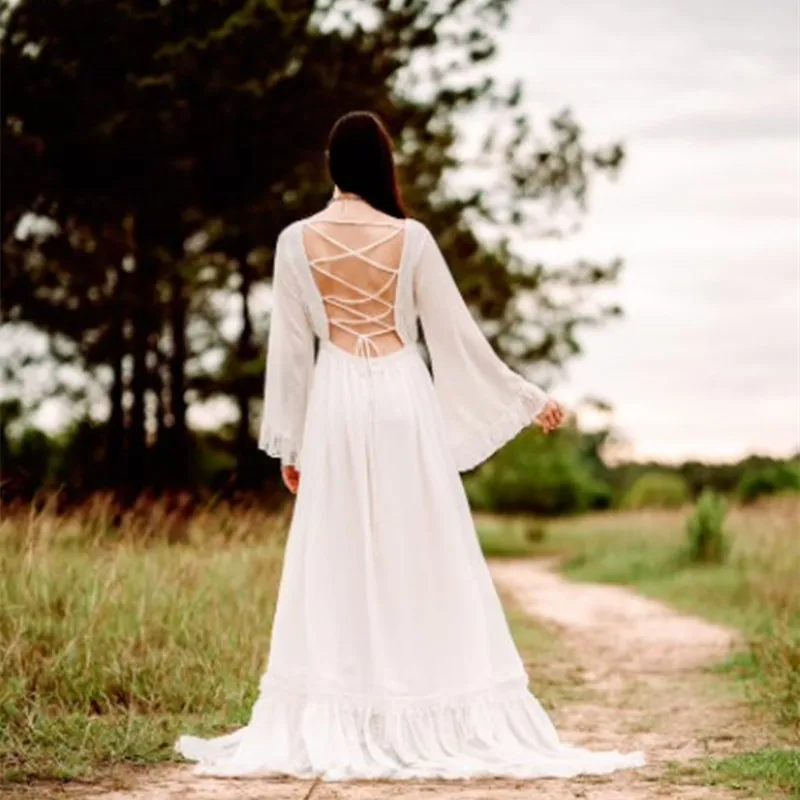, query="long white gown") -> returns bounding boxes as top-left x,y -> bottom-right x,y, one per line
176,213 -> 645,780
